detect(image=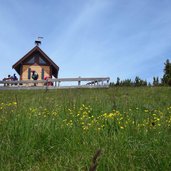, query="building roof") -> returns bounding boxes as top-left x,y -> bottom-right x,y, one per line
12,46 -> 59,78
